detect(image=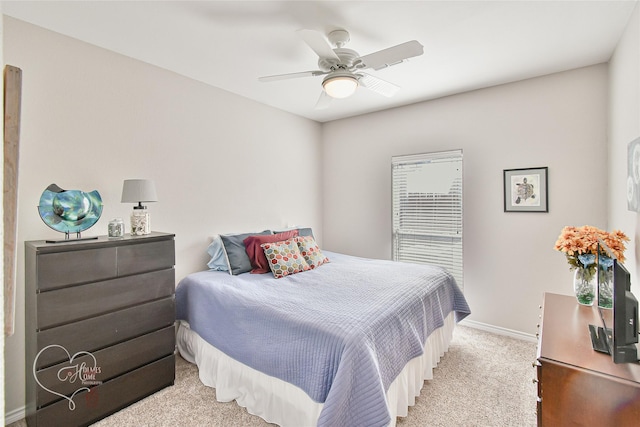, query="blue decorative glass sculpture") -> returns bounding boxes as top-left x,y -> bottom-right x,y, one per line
38,184 -> 103,240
